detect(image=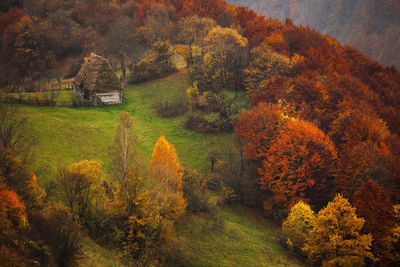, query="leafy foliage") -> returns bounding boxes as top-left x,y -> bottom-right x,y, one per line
128,40 -> 176,84
281,201 -> 315,254
149,136 -> 186,240
260,119 -> 337,211
57,160 -> 106,221
353,180 -> 396,264
303,194 -> 374,266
